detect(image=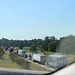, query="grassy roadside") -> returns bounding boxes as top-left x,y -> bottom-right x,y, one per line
0,52 -> 23,69
16,47 -> 31,53
54,53 -> 75,64
66,55 -> 75,64
9,53 -> 52,71
23,47 -> 31,53
0,52 -> 53,72
16,46 -> 75,65
23,47 -> 54,56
